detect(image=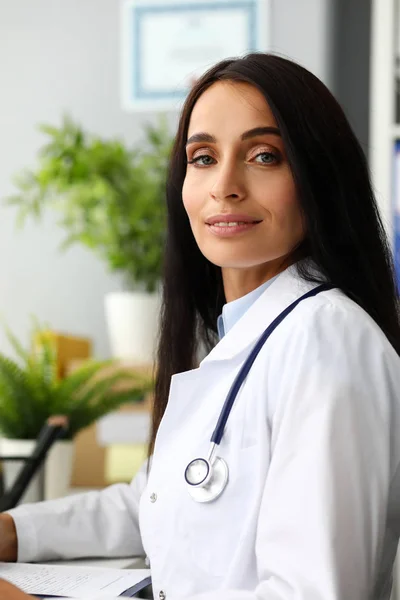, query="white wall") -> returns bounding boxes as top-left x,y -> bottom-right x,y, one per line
0,0 -> 335,358
271,0 -> 335,88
